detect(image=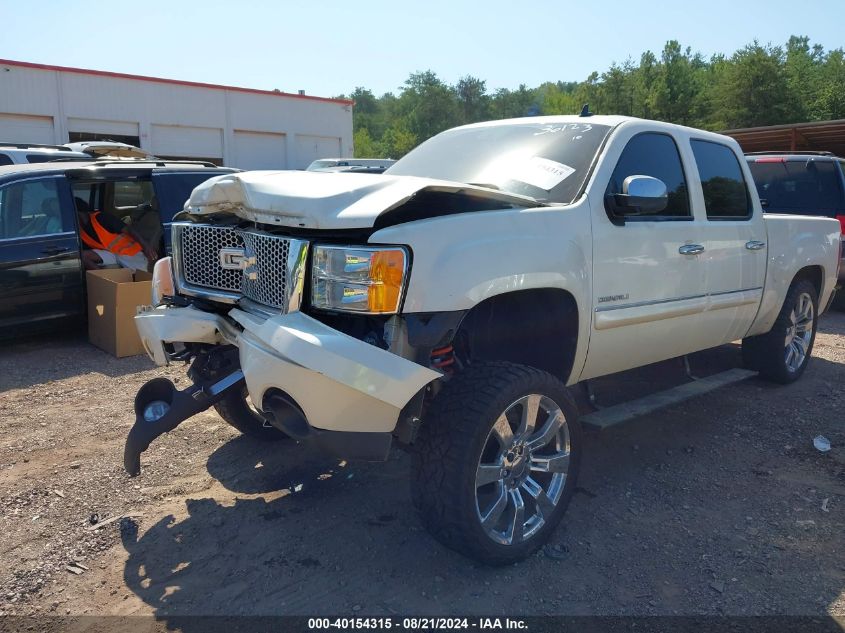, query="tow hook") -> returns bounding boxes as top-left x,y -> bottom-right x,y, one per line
123,369 -> 245,476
